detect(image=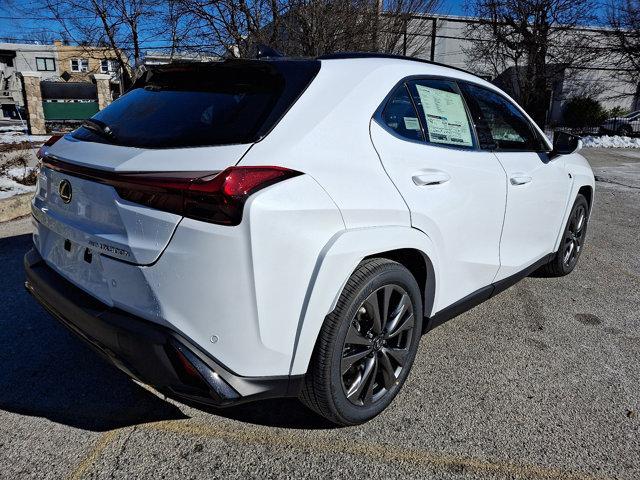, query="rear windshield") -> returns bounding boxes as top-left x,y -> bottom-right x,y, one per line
71,59 -> 320,149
